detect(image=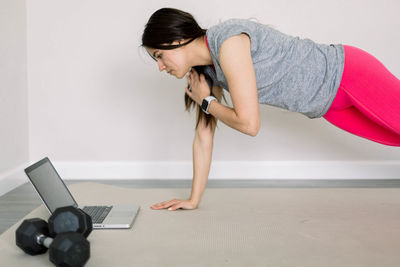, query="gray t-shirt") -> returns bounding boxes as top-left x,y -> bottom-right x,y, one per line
205,19 -> 345,118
